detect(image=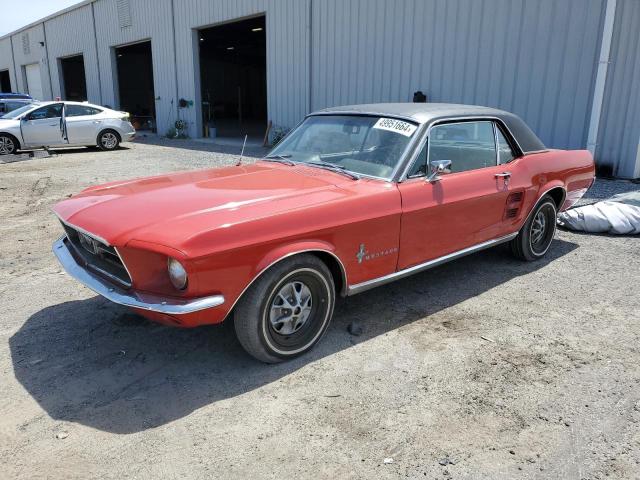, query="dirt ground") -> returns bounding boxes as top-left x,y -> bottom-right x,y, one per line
1,139 -> 639,479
